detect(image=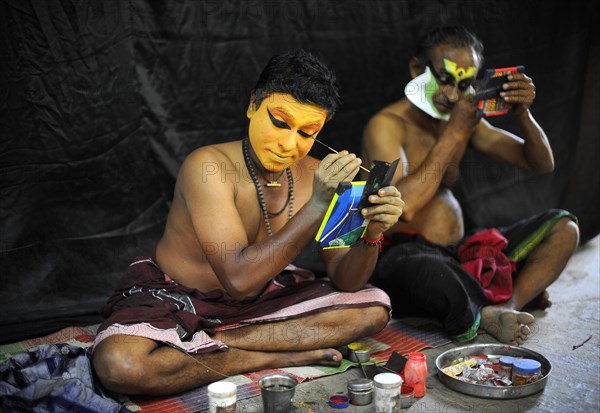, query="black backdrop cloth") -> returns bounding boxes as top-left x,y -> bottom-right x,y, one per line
1,0 -> 598,343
